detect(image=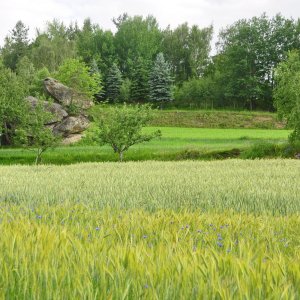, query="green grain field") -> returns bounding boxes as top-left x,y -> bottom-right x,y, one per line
0,160 -> 299,299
